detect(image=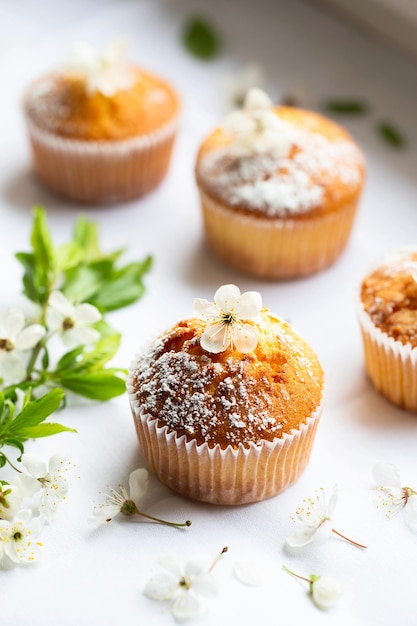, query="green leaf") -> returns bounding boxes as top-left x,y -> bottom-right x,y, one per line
324,99 -> 368,114
15,251 -> 38,303
55,346 -> 85,372
377,121 -> 406,148
73,216 -> 101,261
30,206 -> 55,304
7,388 -> 64,434
58,371 -> 127,400
182,17 -> 221,60
17,423 -> 76,439
89,258 -> 152,312
54,335 -> 121,375
54,242 -> 84,272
